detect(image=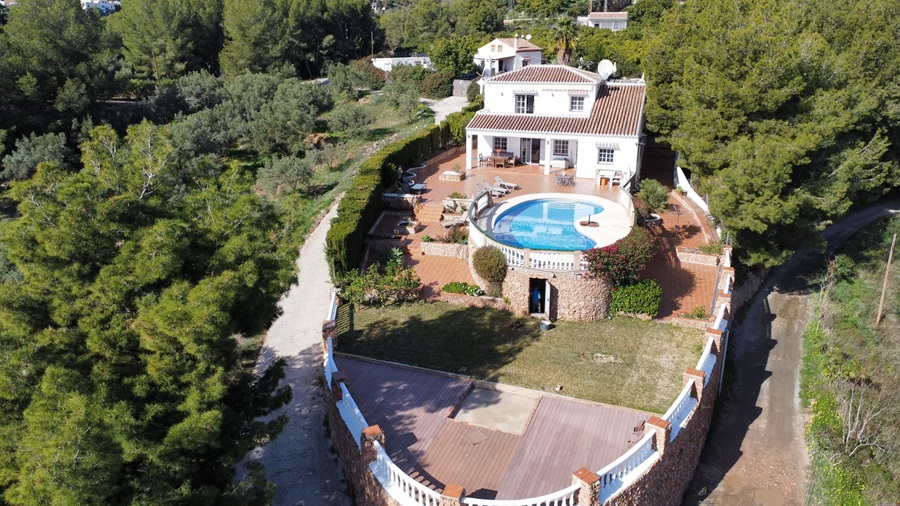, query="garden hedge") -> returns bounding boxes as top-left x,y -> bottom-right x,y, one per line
610,279 -> 662,317
326,99 -> 482,279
